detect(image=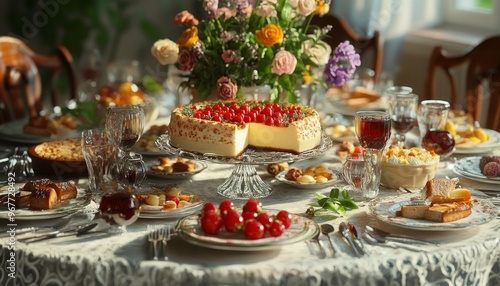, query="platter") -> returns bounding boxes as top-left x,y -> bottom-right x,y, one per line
146,160 -> 208,179
0,183 -> 91,220
175,211 -> 319,251
453,156 -> 500,185
139,194 -> 204,219
366,194 -> 497,231
454,129 -> 500,154
275,170 -> 342,190
324,125 -> 356,142
0,119 -> 80,144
